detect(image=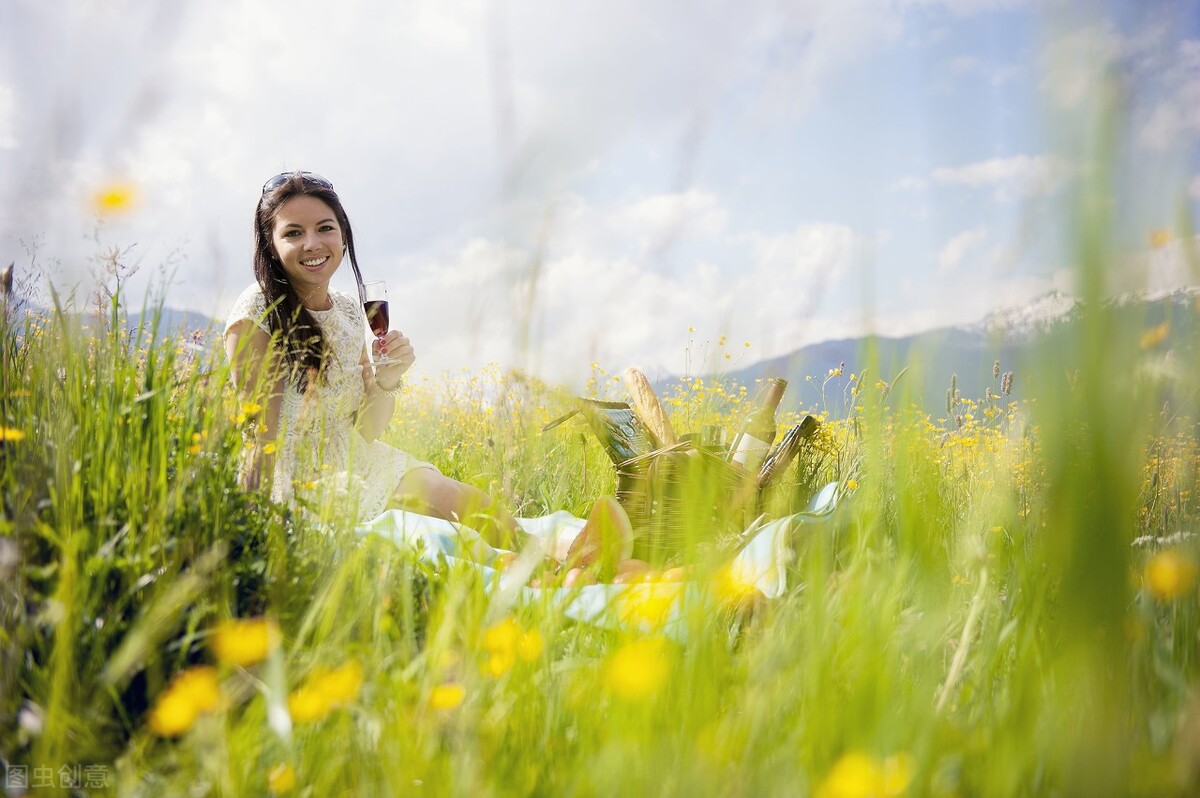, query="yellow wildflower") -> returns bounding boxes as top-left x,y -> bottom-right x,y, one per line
483,617 -> 521,653
484,649 -> 516,678
147,666 -> 221,737
713,561 -> 761,608
618,583 -> 681,628
429,682 -> 466,710
604,637 -> 670,701
816,751 -> 914,798
262,442 -> 278,455
516,628 -> 544,661
1148,228 -> 1173,249
211,617 -> 281,667
0,427 -> 26,442
268,763 -> 296,795
287,659 -> 364,723
1140,322 -> 1169,350
846,479 -> 859,491
93,182 -> 137,215
1146,550 -> 1197,601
